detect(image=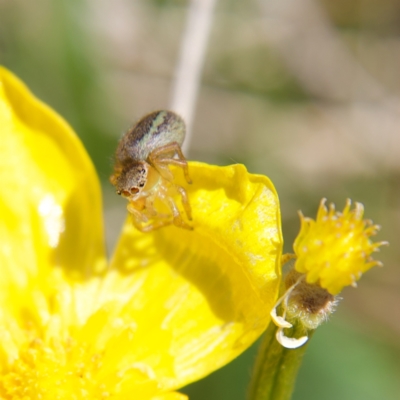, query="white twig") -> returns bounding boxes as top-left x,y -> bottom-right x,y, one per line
170,0 -> 217,152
